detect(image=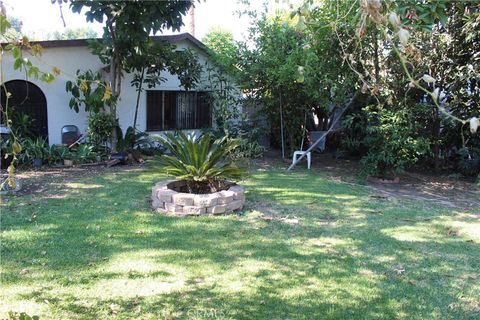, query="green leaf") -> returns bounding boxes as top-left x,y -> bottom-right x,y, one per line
27,67 -> 39,79
0,15 -> 10,33
13,59 -> 22,70
72,87 -> 80,98
12,46 -> 21,59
